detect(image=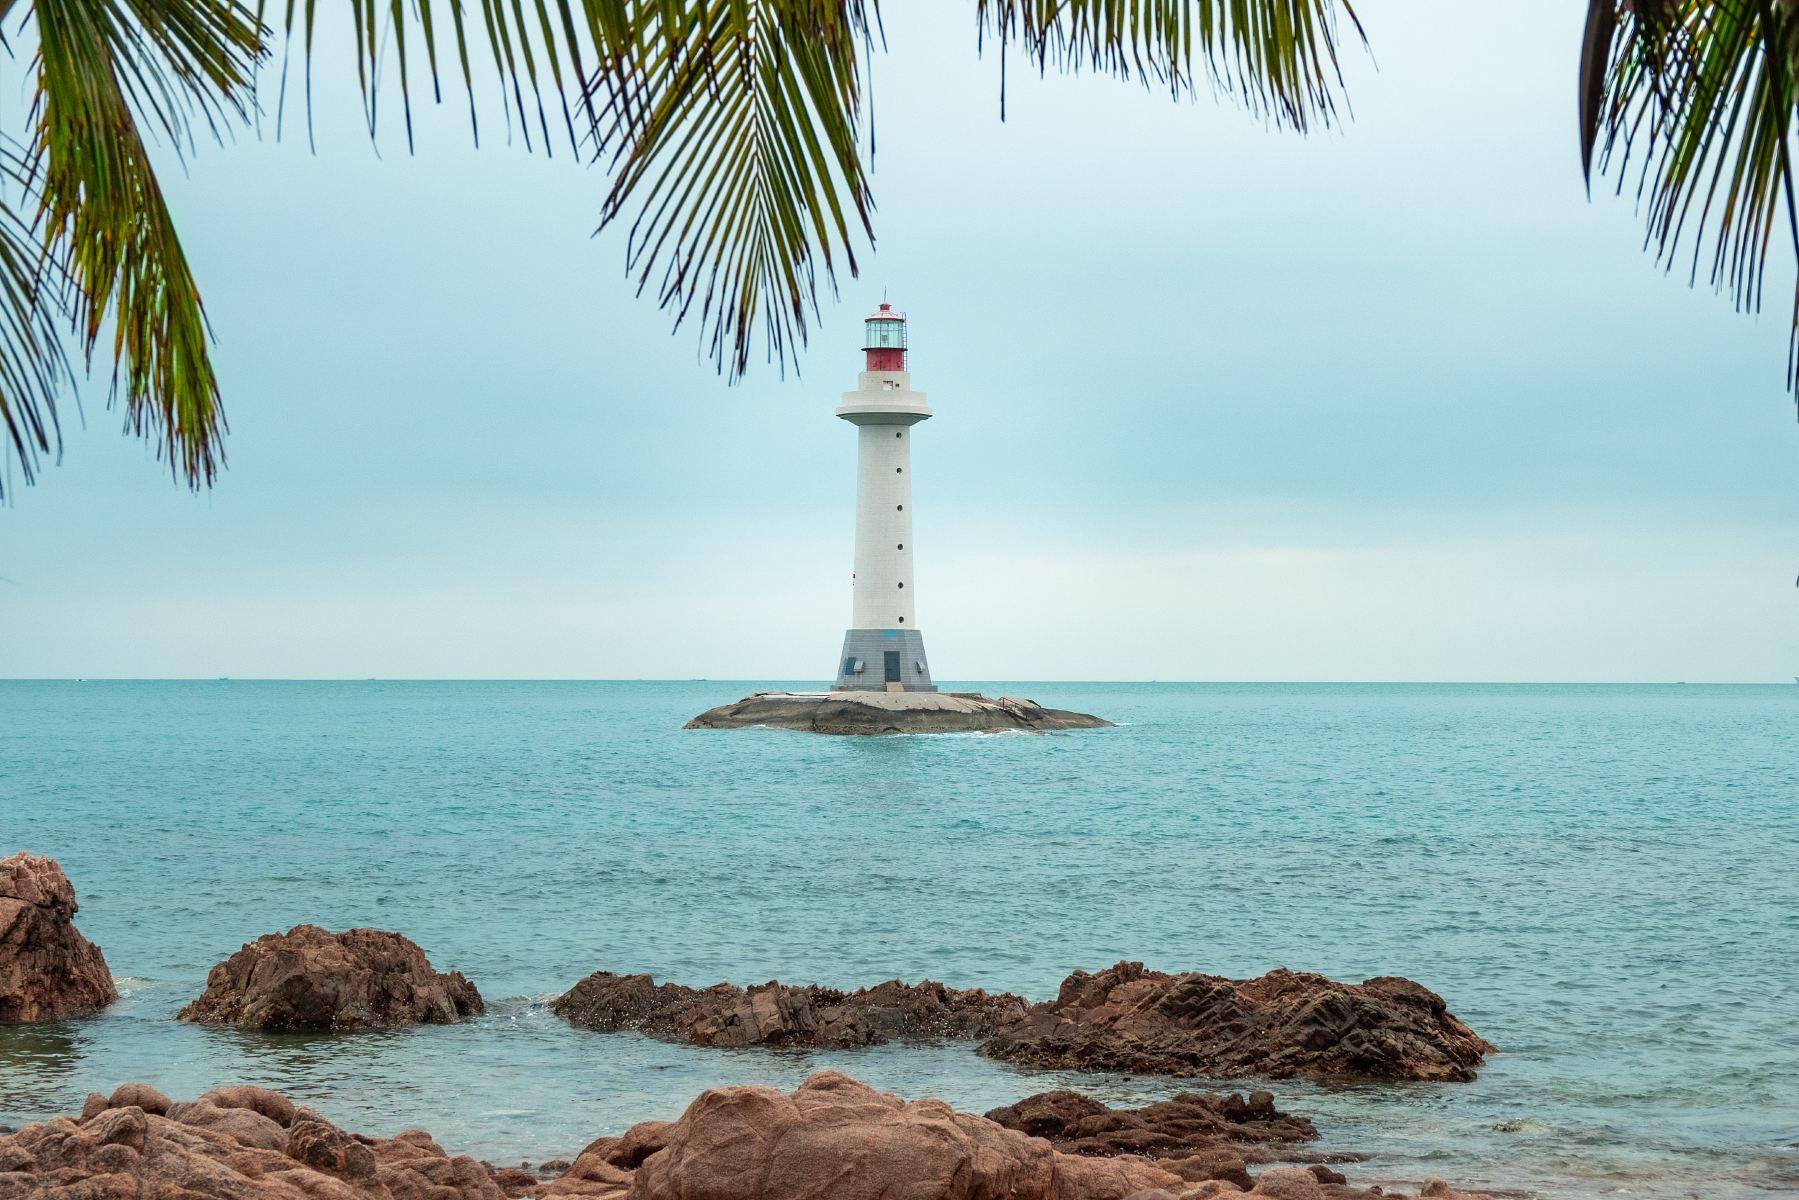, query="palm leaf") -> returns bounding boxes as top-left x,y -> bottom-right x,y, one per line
27,0 -> 261,490
1583,0 -> 1799,392
0,144 -> 74,499
585,1 -> 875,376
975,0 -> 1365,130
266,0 -> 1361,381
3,0 -> 1371,496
